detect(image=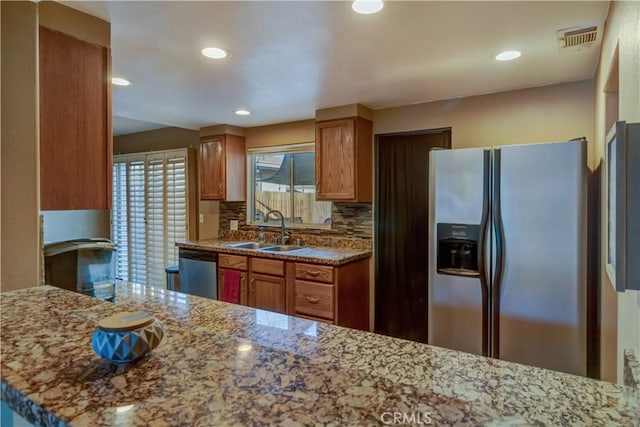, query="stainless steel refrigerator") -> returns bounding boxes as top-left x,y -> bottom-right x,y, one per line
427,140 -> 588,376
